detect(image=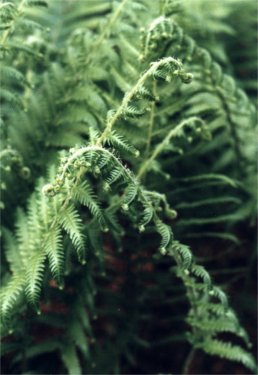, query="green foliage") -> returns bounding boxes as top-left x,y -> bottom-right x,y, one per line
0,0 -> 257,374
